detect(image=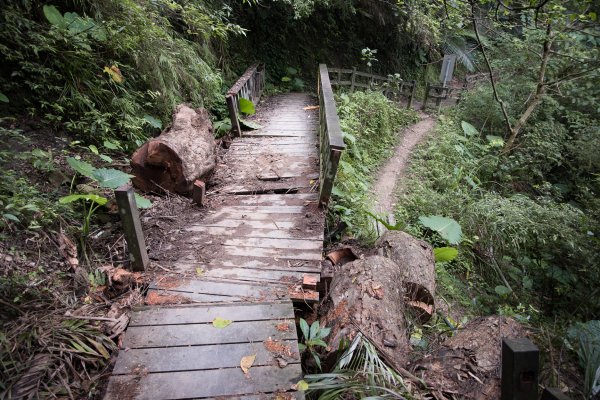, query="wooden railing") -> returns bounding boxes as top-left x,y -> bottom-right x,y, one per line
226,63 -> 266,136
328,67 -> 416,109
318,64 -> 346,207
